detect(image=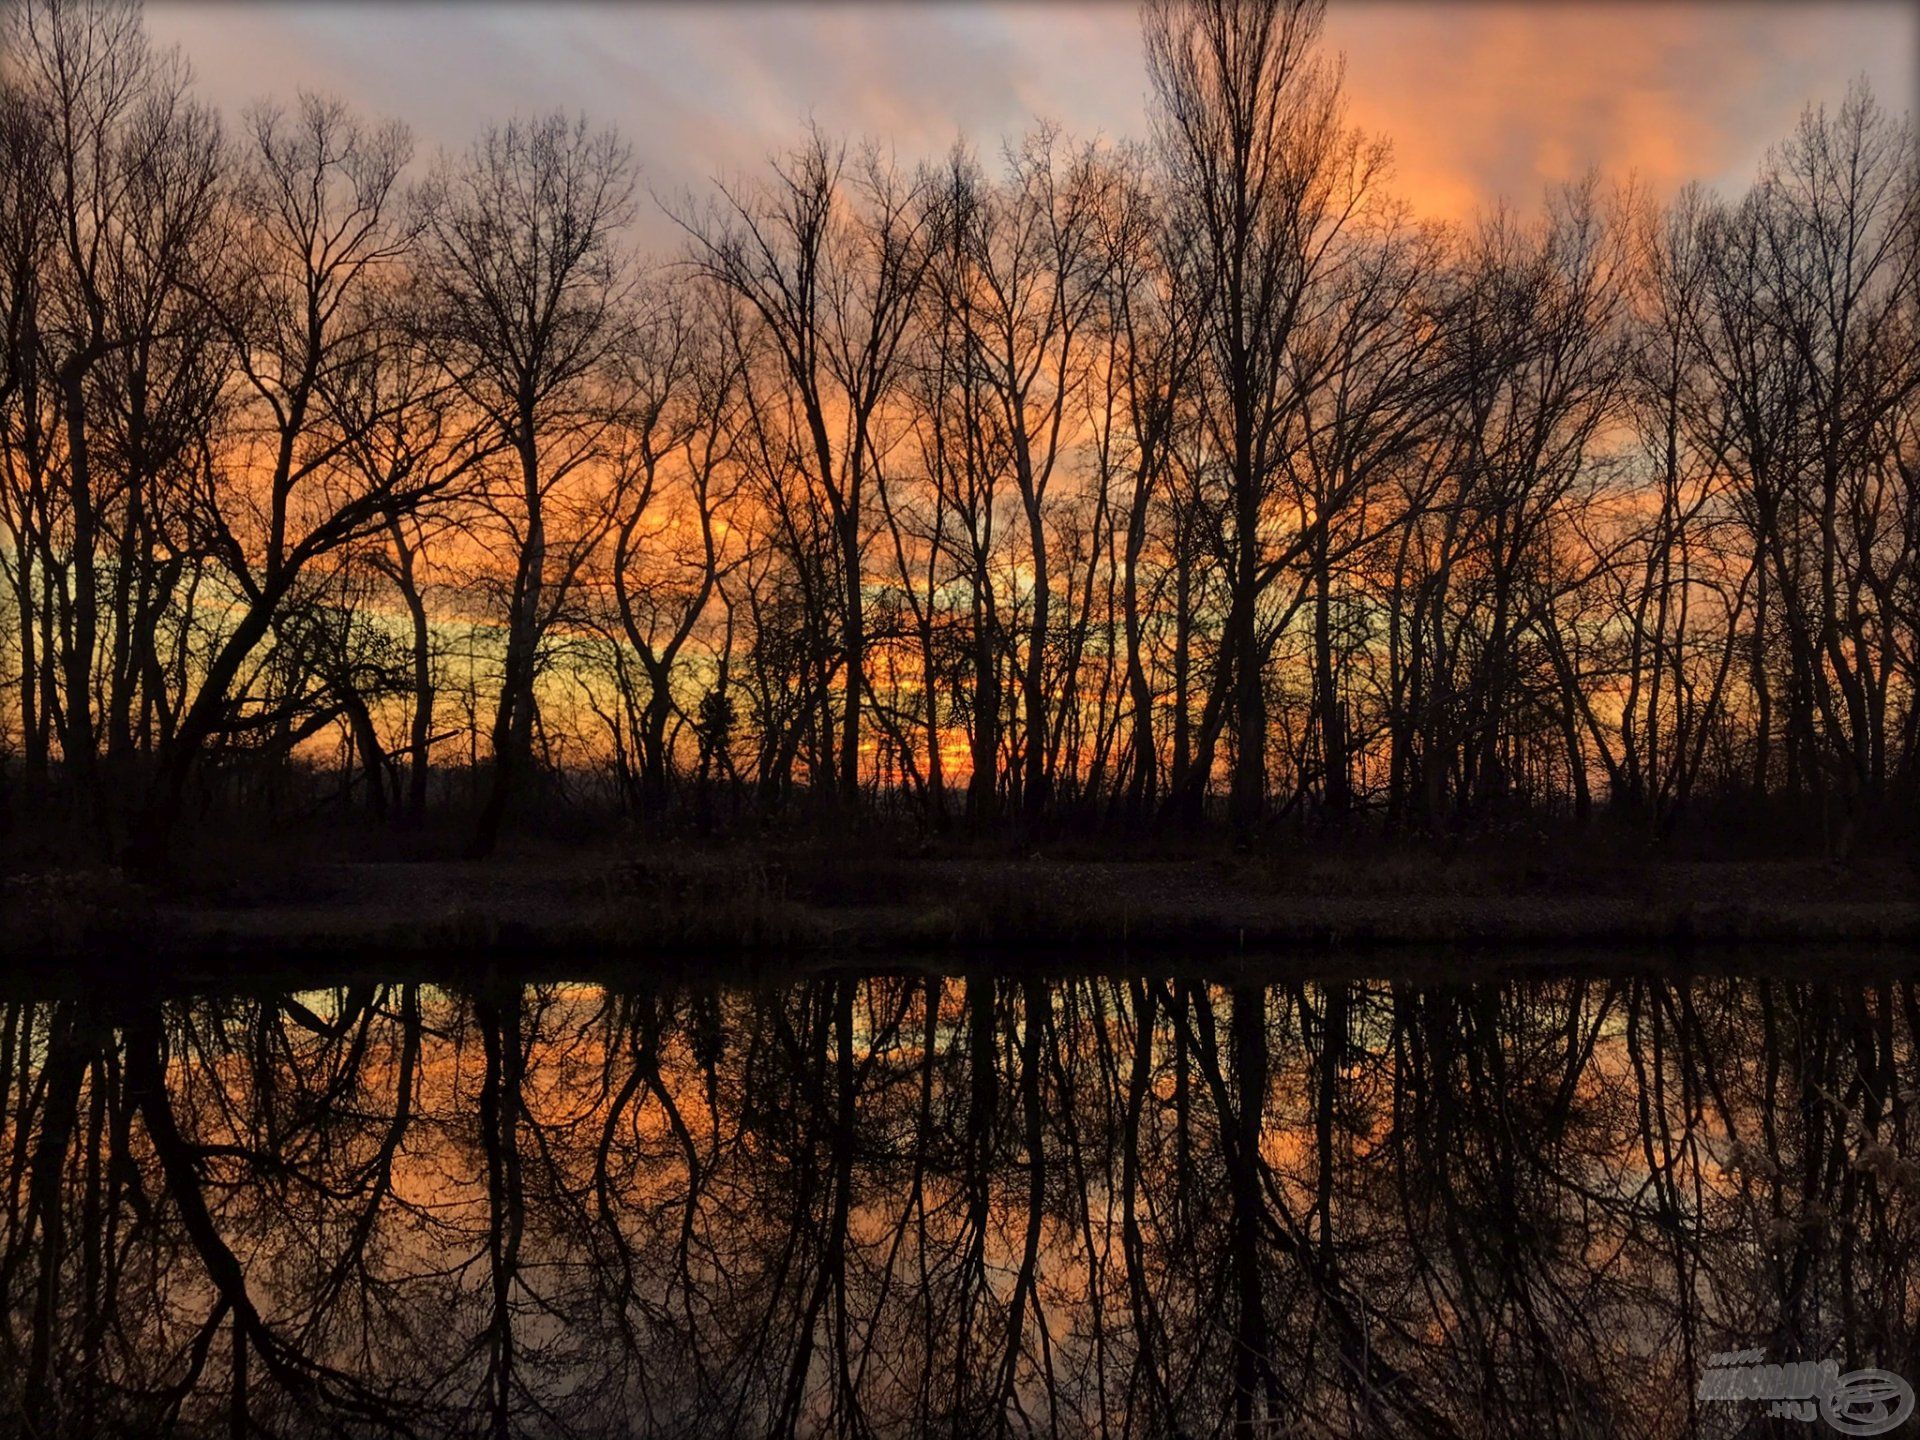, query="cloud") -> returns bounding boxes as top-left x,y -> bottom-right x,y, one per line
145,0 -> 1916,244
1326,0 -> 1917,220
